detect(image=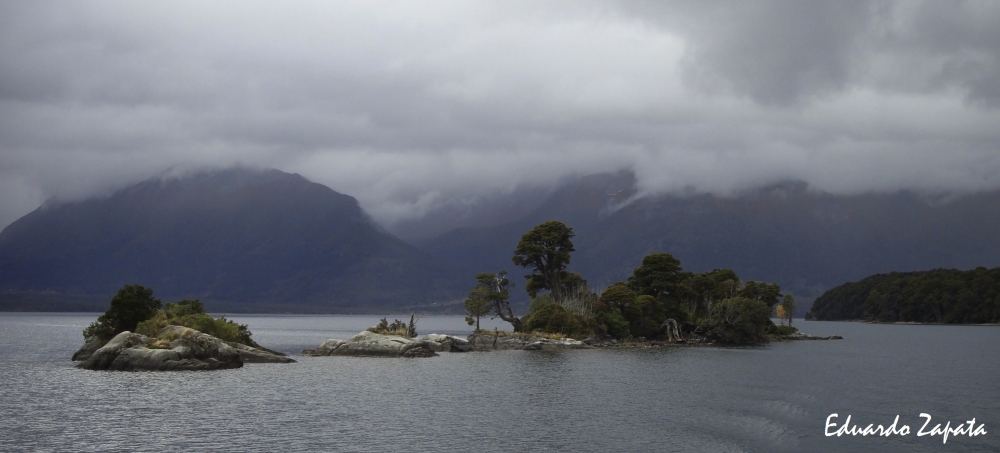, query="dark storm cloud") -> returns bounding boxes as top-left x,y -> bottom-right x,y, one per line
0,0 -> 998,232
